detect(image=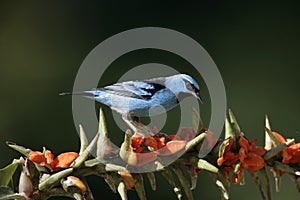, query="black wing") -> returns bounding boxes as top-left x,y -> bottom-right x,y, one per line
100,78 -> 166,100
